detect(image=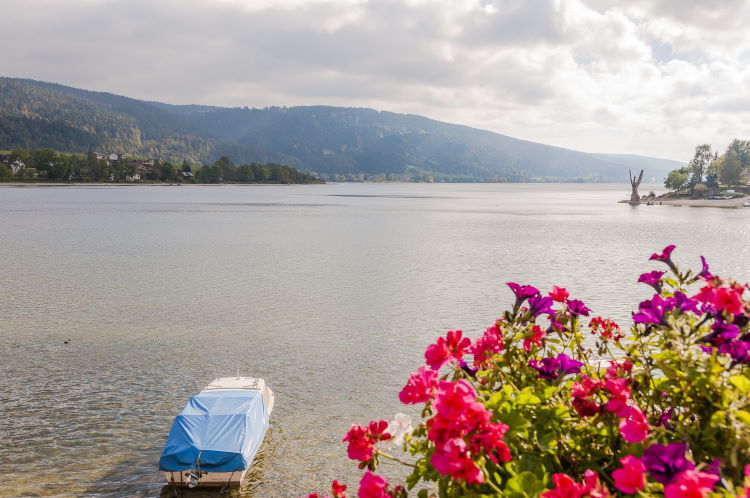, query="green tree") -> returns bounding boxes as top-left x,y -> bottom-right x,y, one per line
720,151 -> 743,186
727,139 -> 750,167
181,159 -> 191,173
9,148 -> 29,170
687,144 -> 717,191
30,148 -> 57,172
159,162 -> 175,181
664,167 -> 690,192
